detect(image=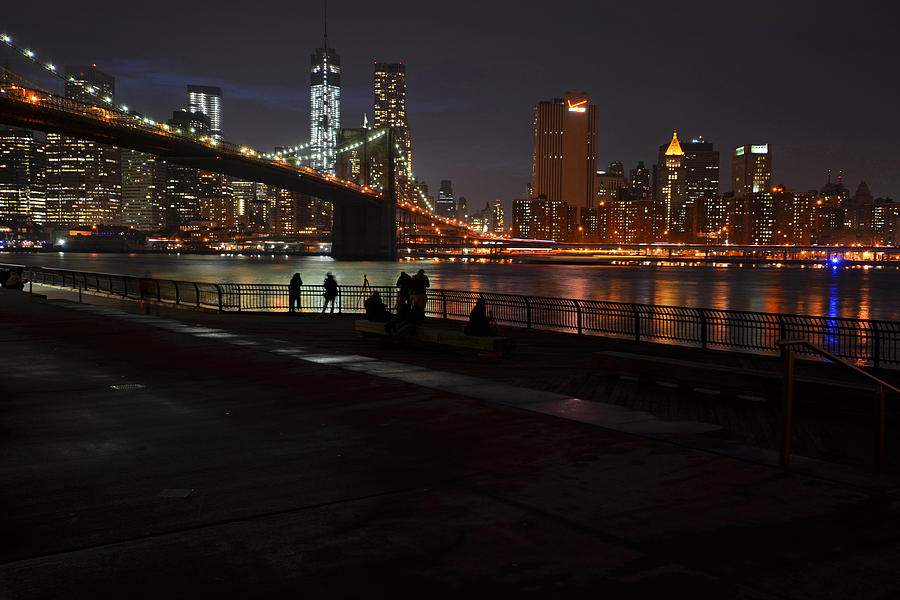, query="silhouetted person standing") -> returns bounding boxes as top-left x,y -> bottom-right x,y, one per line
364,291 -> 390,322
396,271 -> 412,312
289,273 -> 303,313
411,269 -> 430,311
322,272 -> 338,314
